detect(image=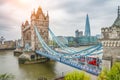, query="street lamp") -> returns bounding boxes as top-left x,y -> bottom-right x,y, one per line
110,56 -> 113,68
0,36 -> 5,44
